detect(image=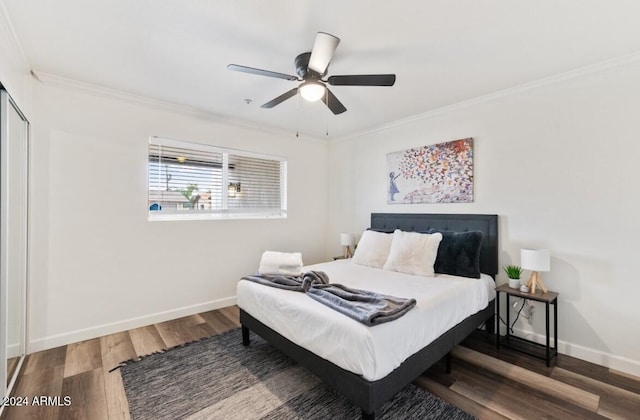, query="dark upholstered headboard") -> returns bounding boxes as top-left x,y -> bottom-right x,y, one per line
370,213 -> 499,278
